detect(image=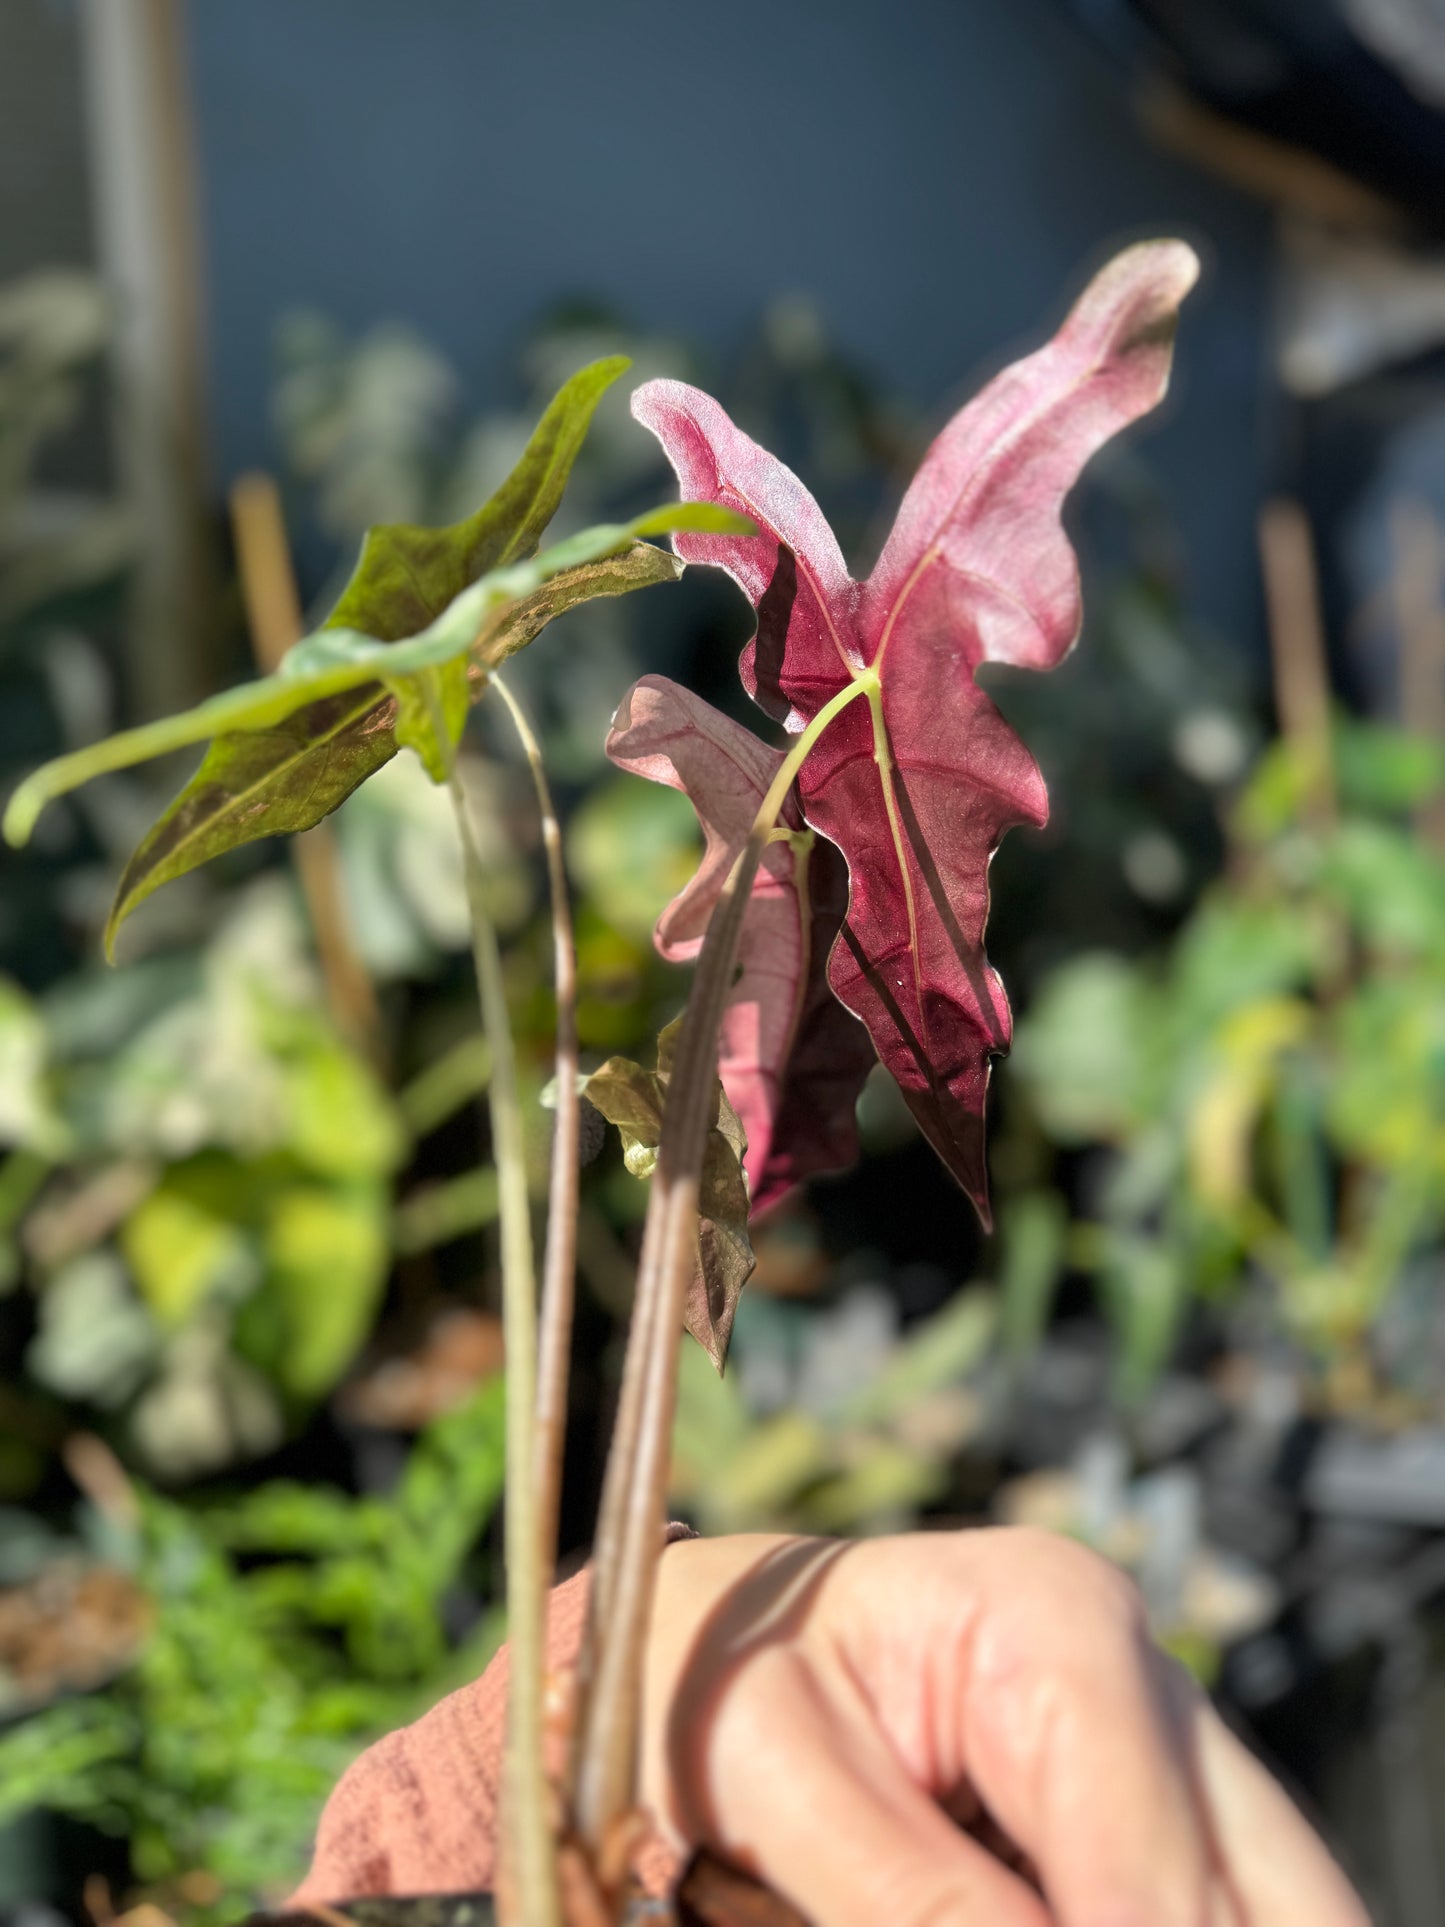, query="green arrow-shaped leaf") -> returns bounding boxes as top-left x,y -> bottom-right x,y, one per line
322,352 -> 630,641
98,540 -> 678,954
3,503 -> 752,954
100,353 -> 629,945
2,336 -> 752,954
